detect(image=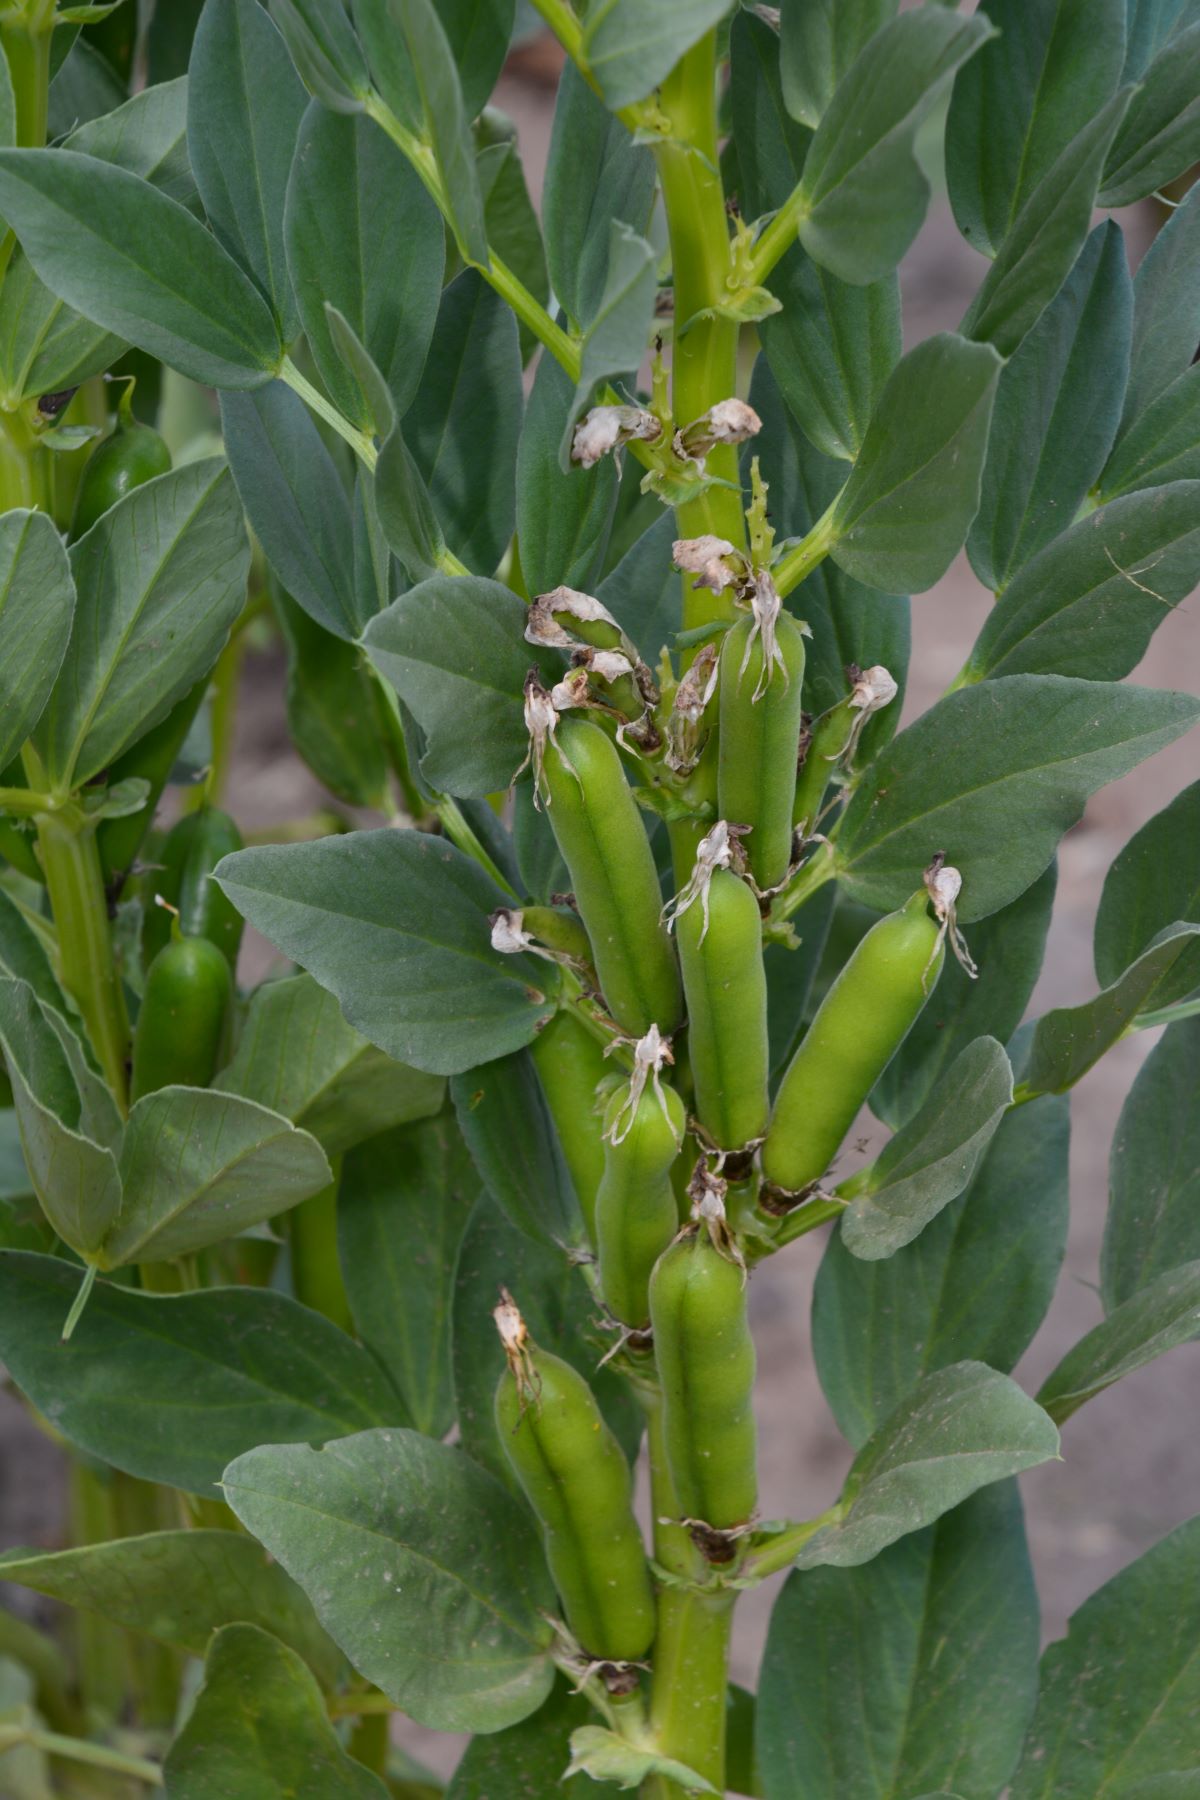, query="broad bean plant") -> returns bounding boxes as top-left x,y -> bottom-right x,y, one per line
1,0 -> 1200,1794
